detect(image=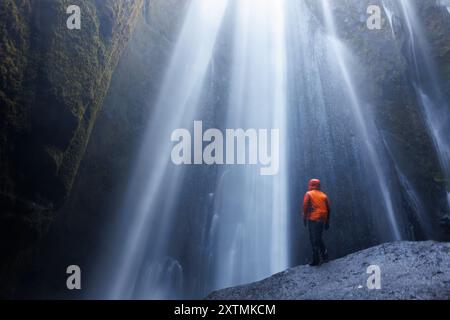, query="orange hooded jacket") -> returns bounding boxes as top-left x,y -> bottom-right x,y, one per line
303,179 -> 330,223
